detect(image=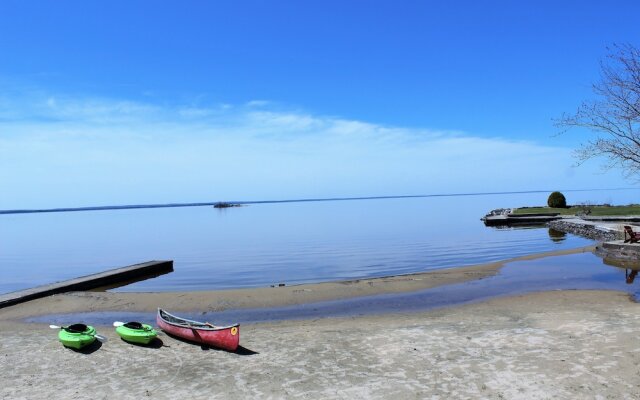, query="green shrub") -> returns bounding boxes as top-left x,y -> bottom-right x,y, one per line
547,191 -> 567,208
